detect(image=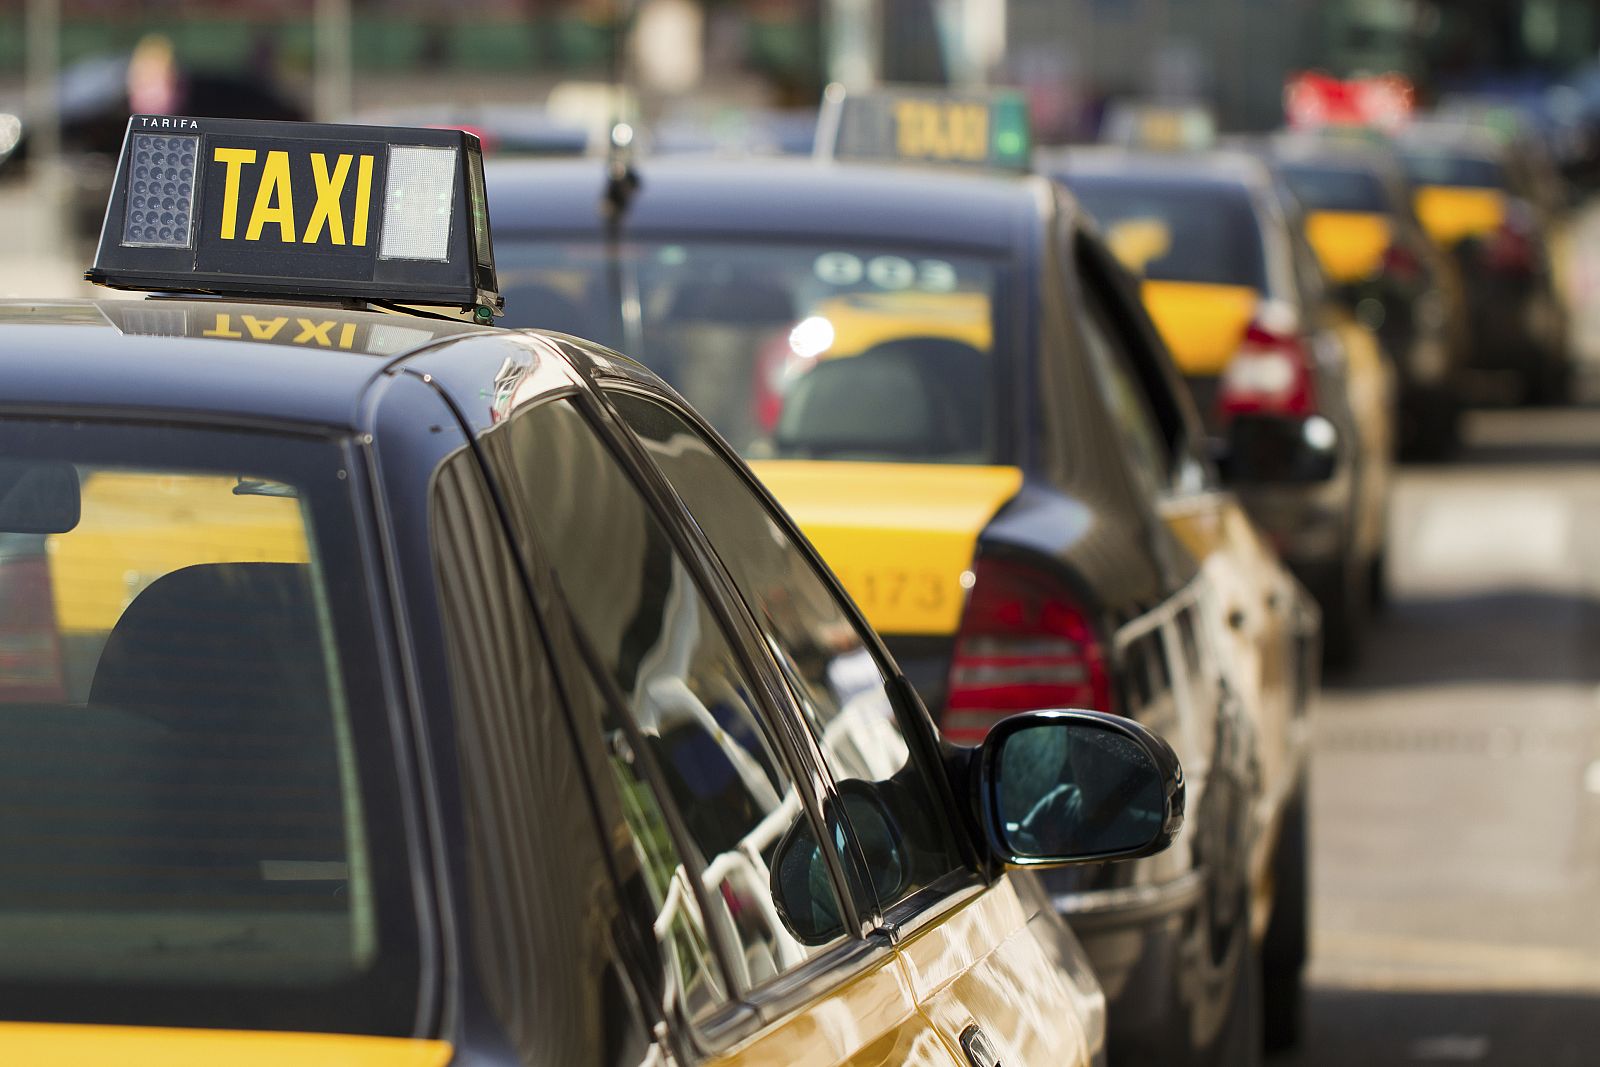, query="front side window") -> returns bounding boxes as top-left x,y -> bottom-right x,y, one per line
607,391 -> 967,916
497,240 -> 1006,466
481,397 -> 846,996
0,420 -> 418,1035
